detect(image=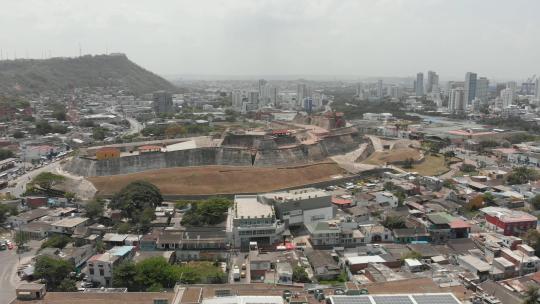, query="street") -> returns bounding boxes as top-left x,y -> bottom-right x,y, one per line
1,160 -> 63,197
0,238 -> 39,304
